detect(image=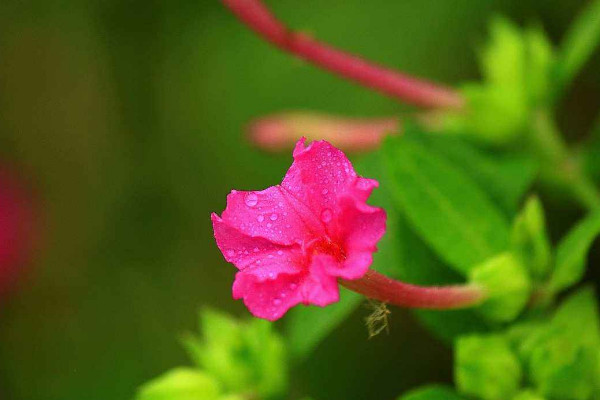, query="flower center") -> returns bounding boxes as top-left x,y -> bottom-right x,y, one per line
309,237 -> 346,262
